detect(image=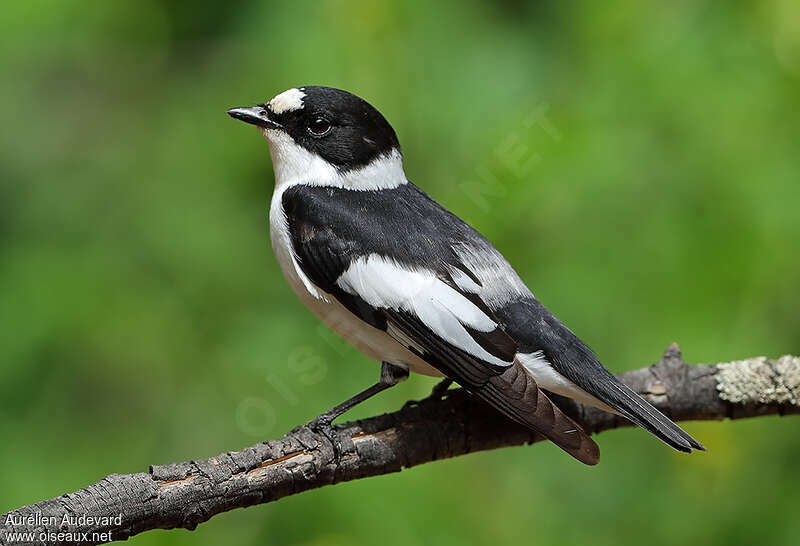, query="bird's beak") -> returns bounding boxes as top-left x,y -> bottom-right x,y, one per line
227,106 -> 283,130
